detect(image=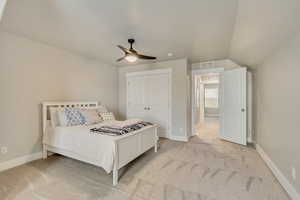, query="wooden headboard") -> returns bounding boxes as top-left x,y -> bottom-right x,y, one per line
42,101 -> 98,139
